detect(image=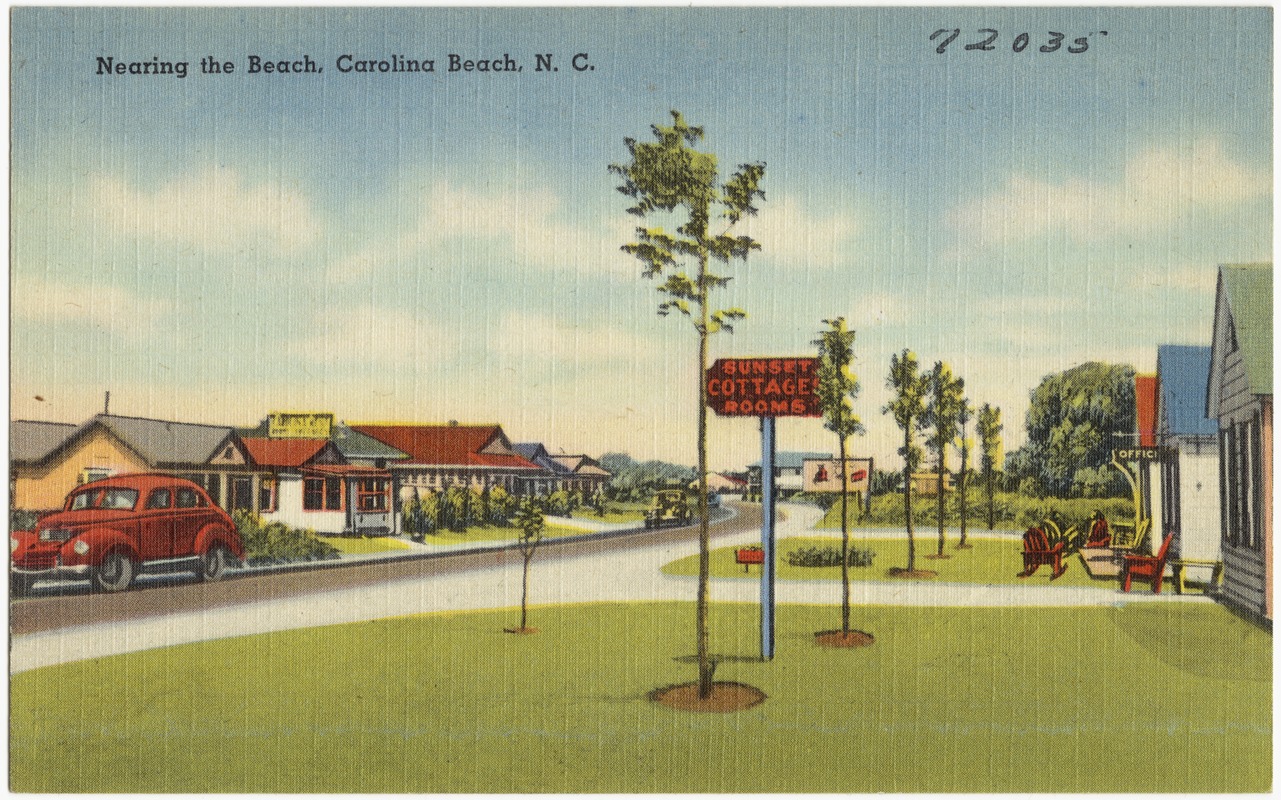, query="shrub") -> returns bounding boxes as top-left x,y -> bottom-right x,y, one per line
232,510 -> 340,566
546,490 -> 571,517
10,509 -> 41,532
487,486 -> 514,526
784,544 -> 875,569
